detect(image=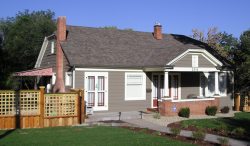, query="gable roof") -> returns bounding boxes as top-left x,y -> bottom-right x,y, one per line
60,25 -> 231,68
